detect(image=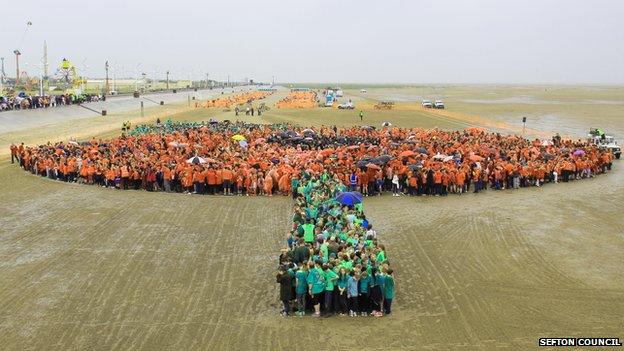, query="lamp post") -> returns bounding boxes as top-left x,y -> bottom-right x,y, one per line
0,57 -> 5,93
135,63 -> 142,91
13,50 -> 21,84
105,61 -> 110,95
